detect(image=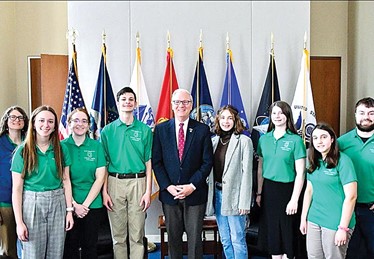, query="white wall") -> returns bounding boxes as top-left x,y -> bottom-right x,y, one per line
348,1 -> 374,129
0,3 -> 17,112
310,1 -> 348,135
68,1 -> 310,240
